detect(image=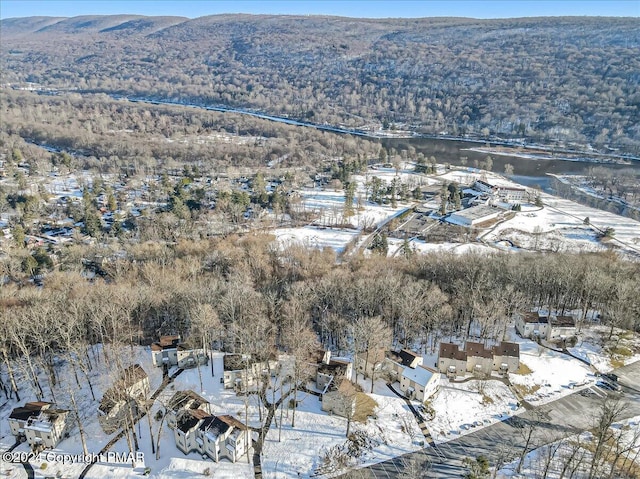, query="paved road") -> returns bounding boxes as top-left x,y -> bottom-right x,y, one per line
339,360 -> 640,478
